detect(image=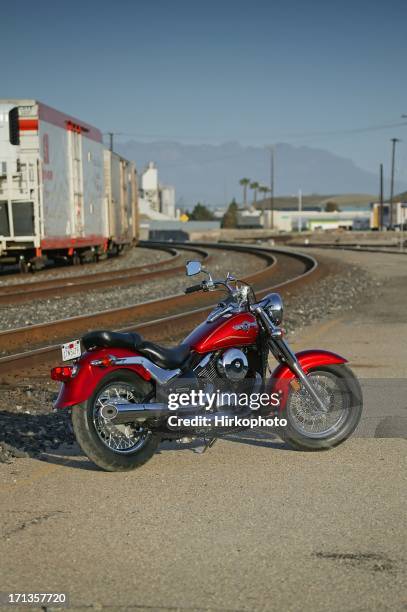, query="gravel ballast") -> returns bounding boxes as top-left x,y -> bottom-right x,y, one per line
0,246 -> 169,287
0,255 -> 378,462
0,249 -> 264,332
